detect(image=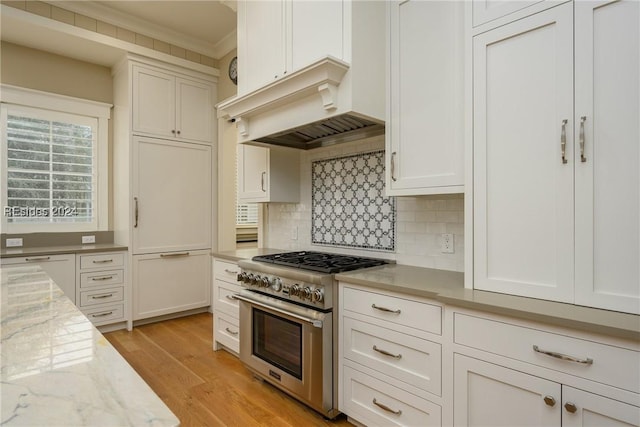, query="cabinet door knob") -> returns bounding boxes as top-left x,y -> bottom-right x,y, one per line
543,396 -> 556,407
564,402 -> 577,413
